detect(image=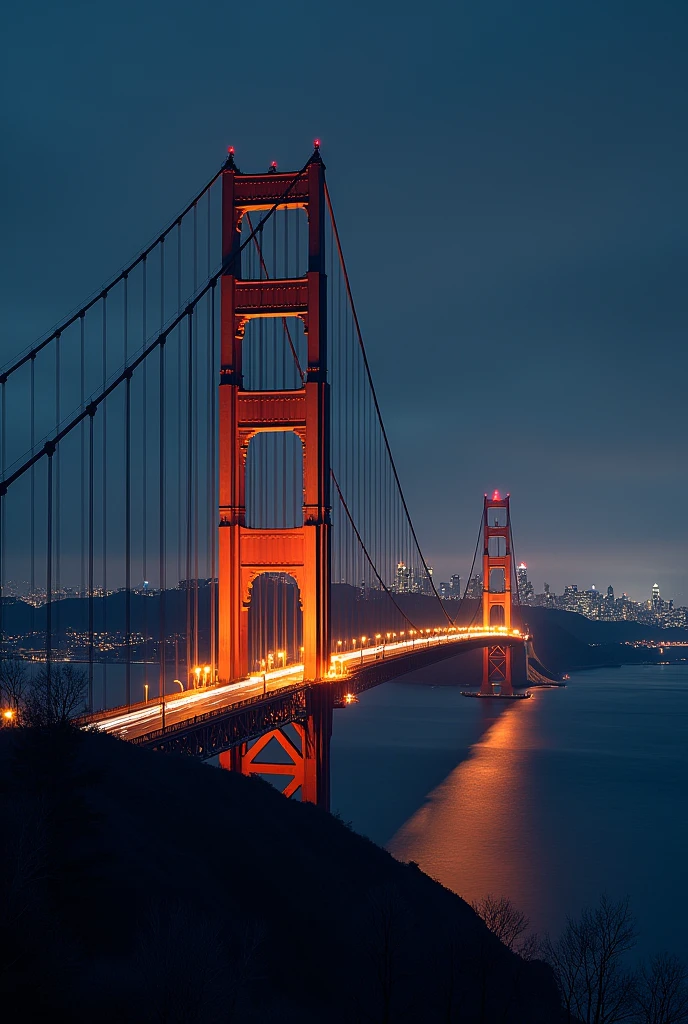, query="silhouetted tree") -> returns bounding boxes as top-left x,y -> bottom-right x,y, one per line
543,894 -> 637,1024
0,659 -> 27,717
634,953 -> 688,1024
22,664 -> 88,727
471,893 -> 539,959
